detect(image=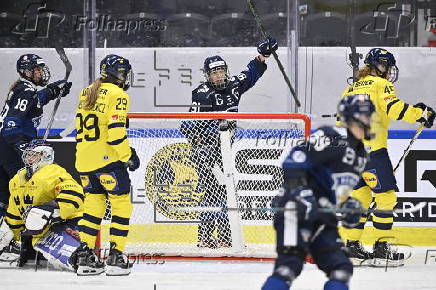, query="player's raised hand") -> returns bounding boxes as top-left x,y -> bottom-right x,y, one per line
47,79 -> 72,99
414,102 -> 435,128
257,37 -> 278,57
